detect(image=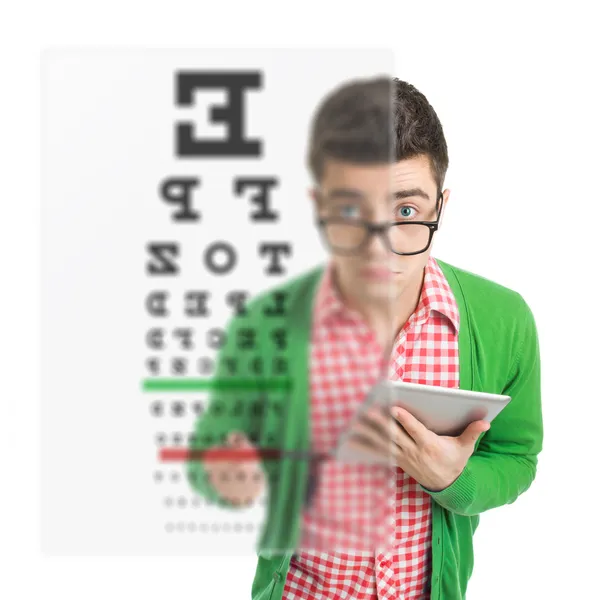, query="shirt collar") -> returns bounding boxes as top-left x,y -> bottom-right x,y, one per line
313,255 -> 460,334
417,255 -> 460,334
312,261 -> 349,325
